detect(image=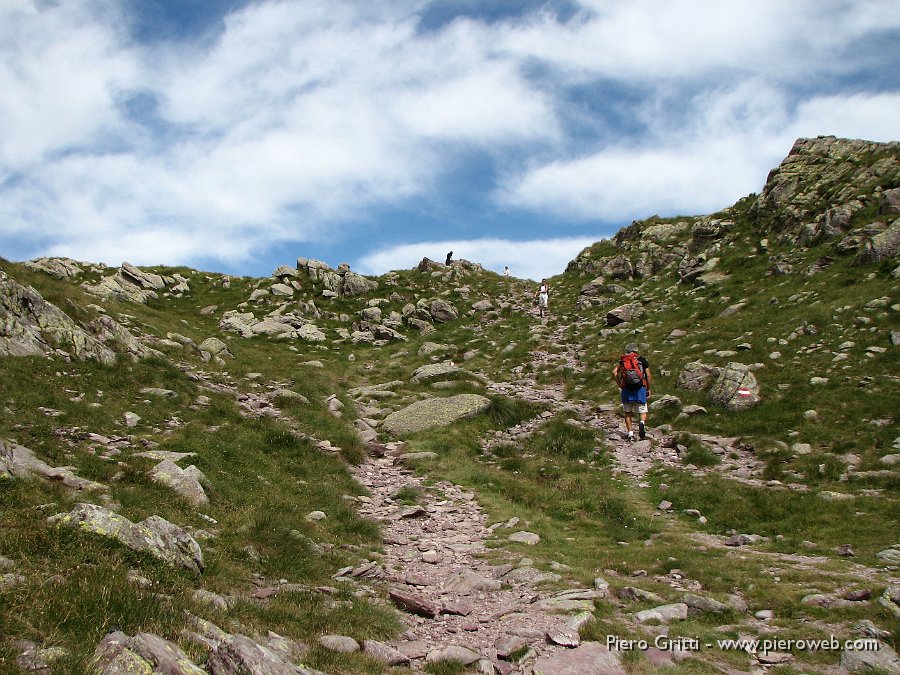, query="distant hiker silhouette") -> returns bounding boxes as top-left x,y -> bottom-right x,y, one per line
445,251 -> 453,265
534,279 -> 549,317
